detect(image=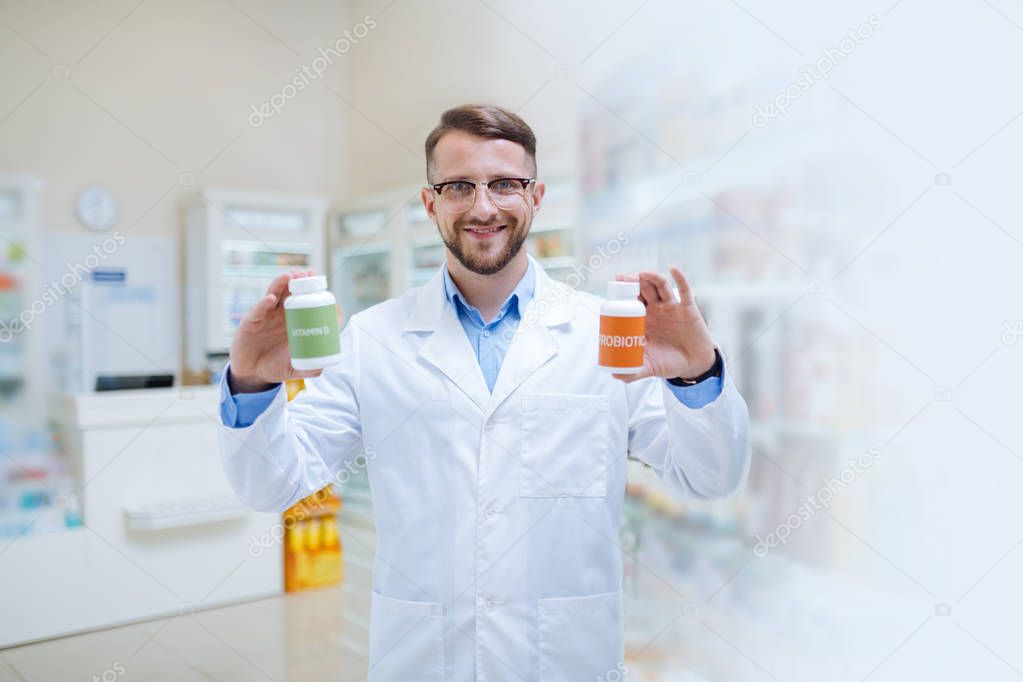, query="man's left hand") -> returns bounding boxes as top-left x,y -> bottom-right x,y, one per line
611,266 -> 716,384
